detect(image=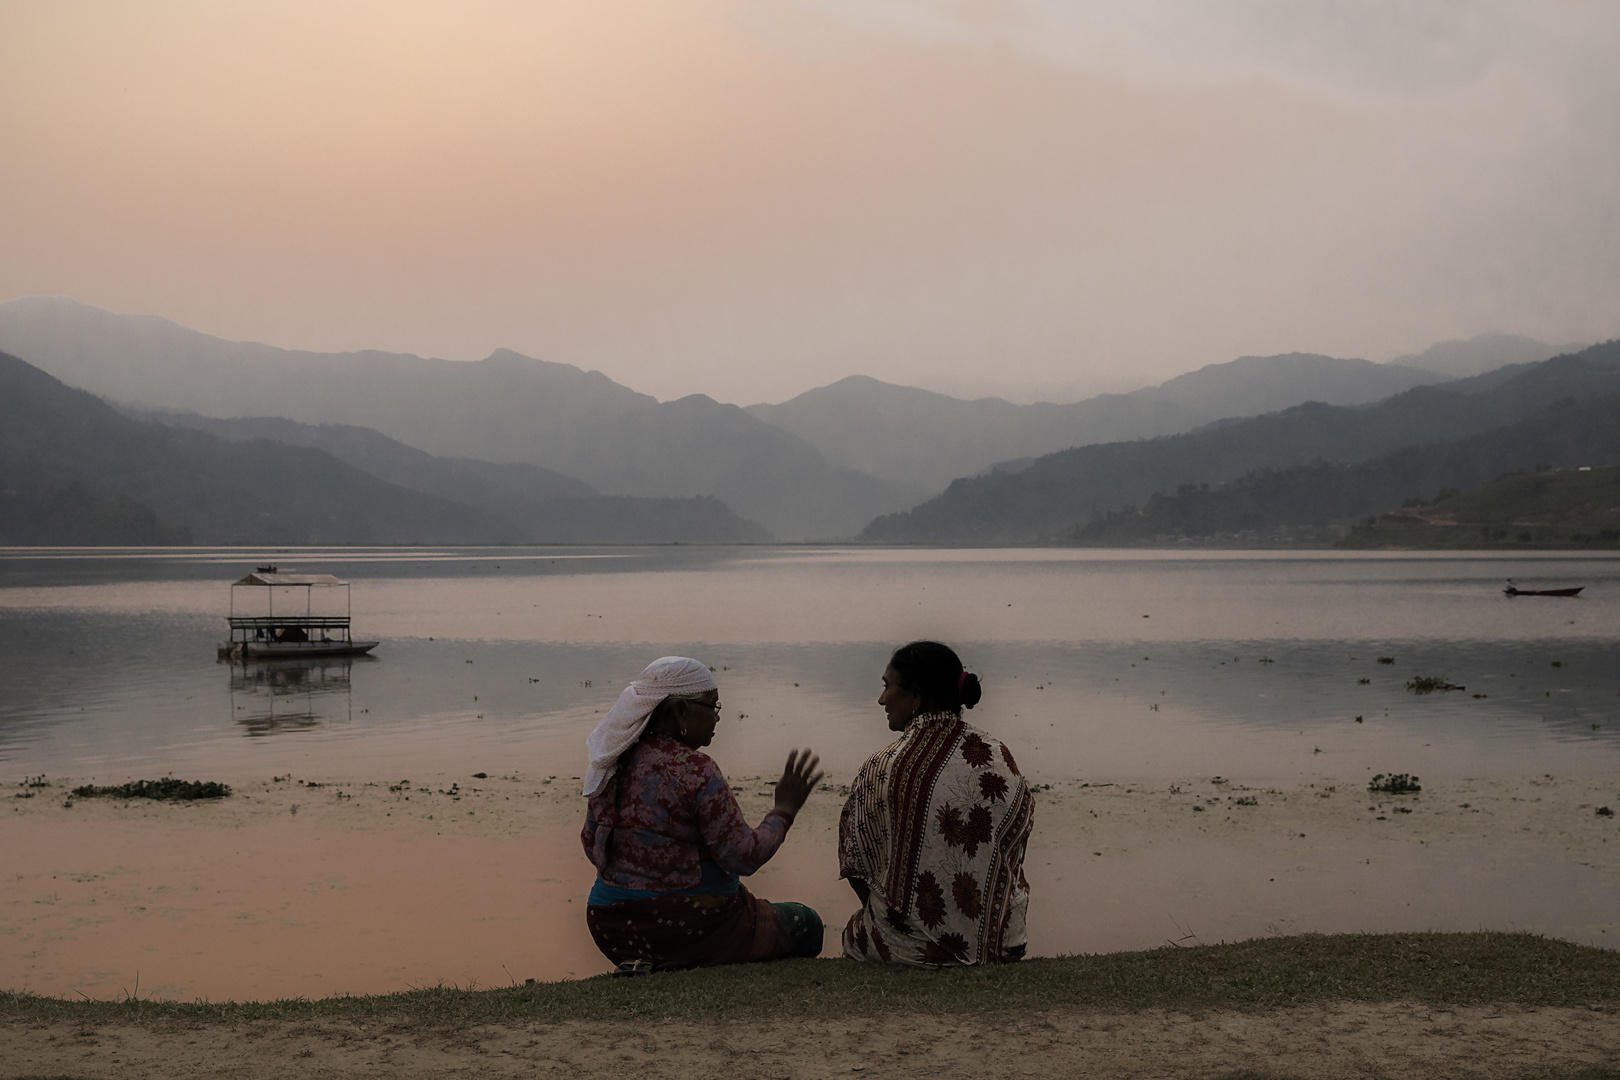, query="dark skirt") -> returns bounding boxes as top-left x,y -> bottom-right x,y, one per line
587,884 -> 822,967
